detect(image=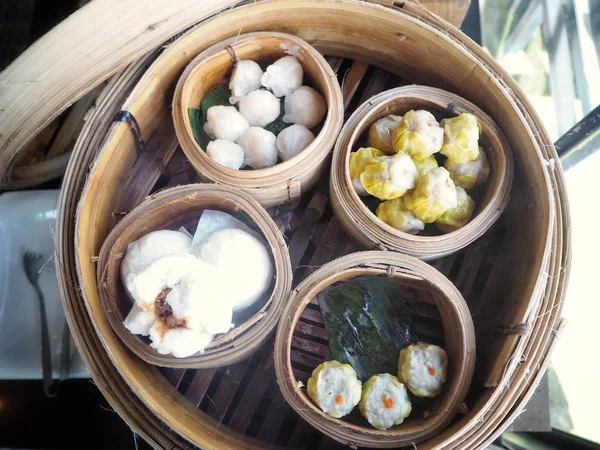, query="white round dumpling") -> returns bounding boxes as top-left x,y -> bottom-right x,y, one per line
121,230 -> 192,286
229,59 -> 264,104
261,56 -> 303,97
203,121 -> 215,139
127,254 -> 234,335
206,139 -> 245,170
236,127 -> 278,169
238,89 -> 281,127
206,105 -> 249,141
276,124 -> 315,161
191,228 -> 273,312
283,86 -> 327,129
149,325 -> 214,358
